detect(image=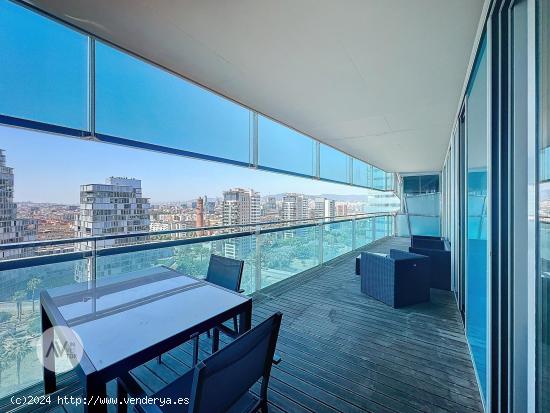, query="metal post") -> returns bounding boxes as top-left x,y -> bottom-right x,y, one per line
88,38 -> 96,137
254,225 -> 261,292
318,220 -> 324,266
352,218 -> 357,250
251,112 -> 258,167
315,142 -> 321,179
